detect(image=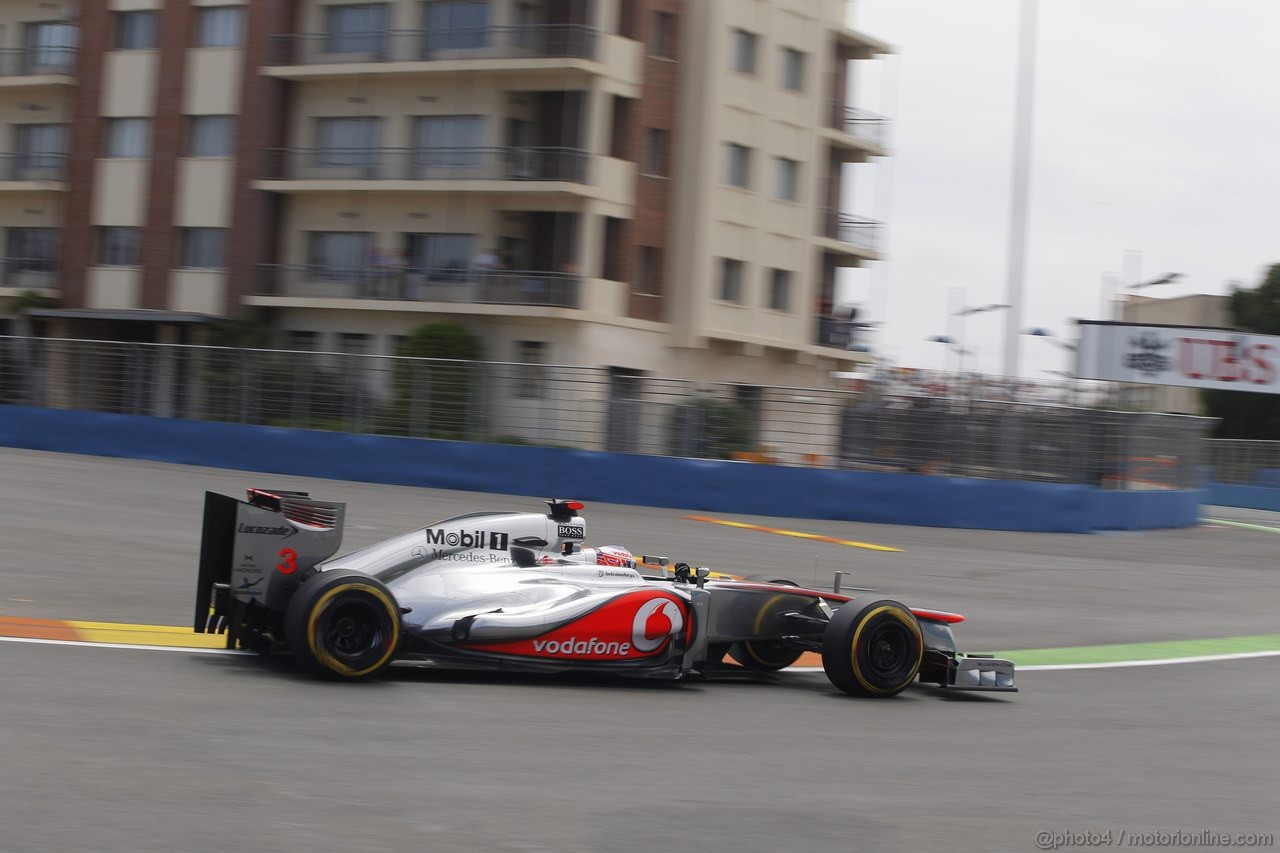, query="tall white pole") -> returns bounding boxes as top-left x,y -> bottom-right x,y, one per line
1001,0 -> 1038,378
